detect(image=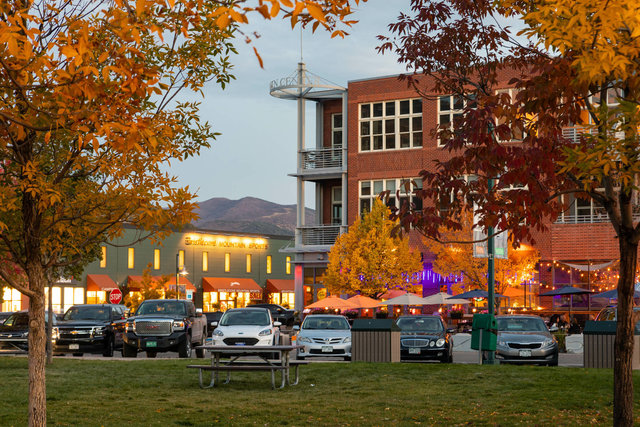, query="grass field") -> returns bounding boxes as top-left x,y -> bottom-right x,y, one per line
0,357 -> 637,426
